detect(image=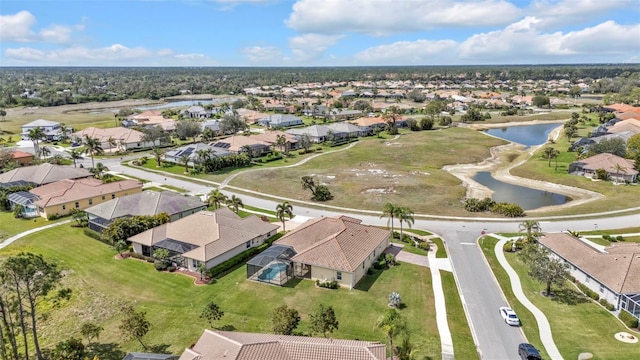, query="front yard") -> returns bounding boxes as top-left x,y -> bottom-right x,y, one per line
481,236 -> 640,360
1,225 -> 441,358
